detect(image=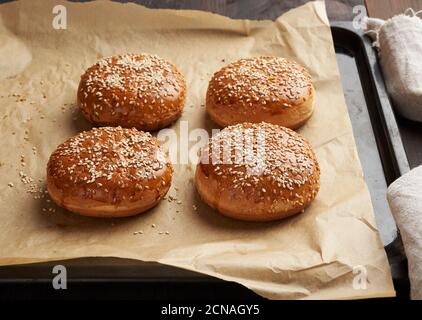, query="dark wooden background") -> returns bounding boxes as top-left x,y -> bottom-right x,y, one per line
366,0 -> 422,19
138,0 -> 422,21
139,0 -> 363,20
